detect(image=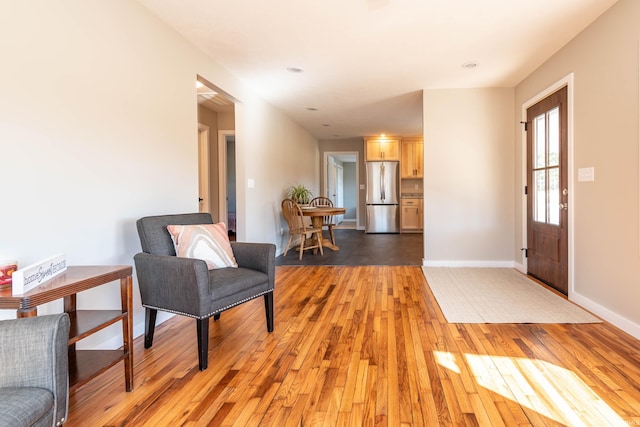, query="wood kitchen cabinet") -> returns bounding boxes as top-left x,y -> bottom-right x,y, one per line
365,137 -> 399,161
401,198 -> 423,231
401,138 -> 423,178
